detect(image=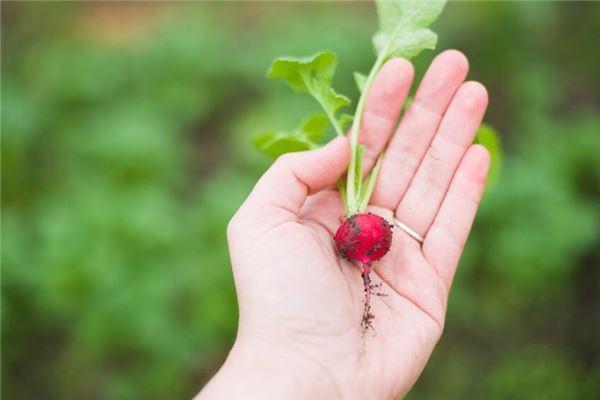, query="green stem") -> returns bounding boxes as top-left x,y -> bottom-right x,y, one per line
315,95 -> 345,137
336,178 -> 348,213
358,155 -> 383,211
300,70 -> 345,137
345,50 -> 388,214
